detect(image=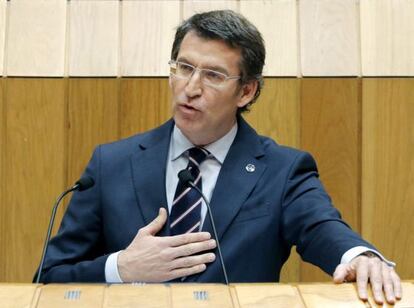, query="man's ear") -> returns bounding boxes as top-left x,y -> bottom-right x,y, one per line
168,75 -> 173,88
236,80 -> 258,108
